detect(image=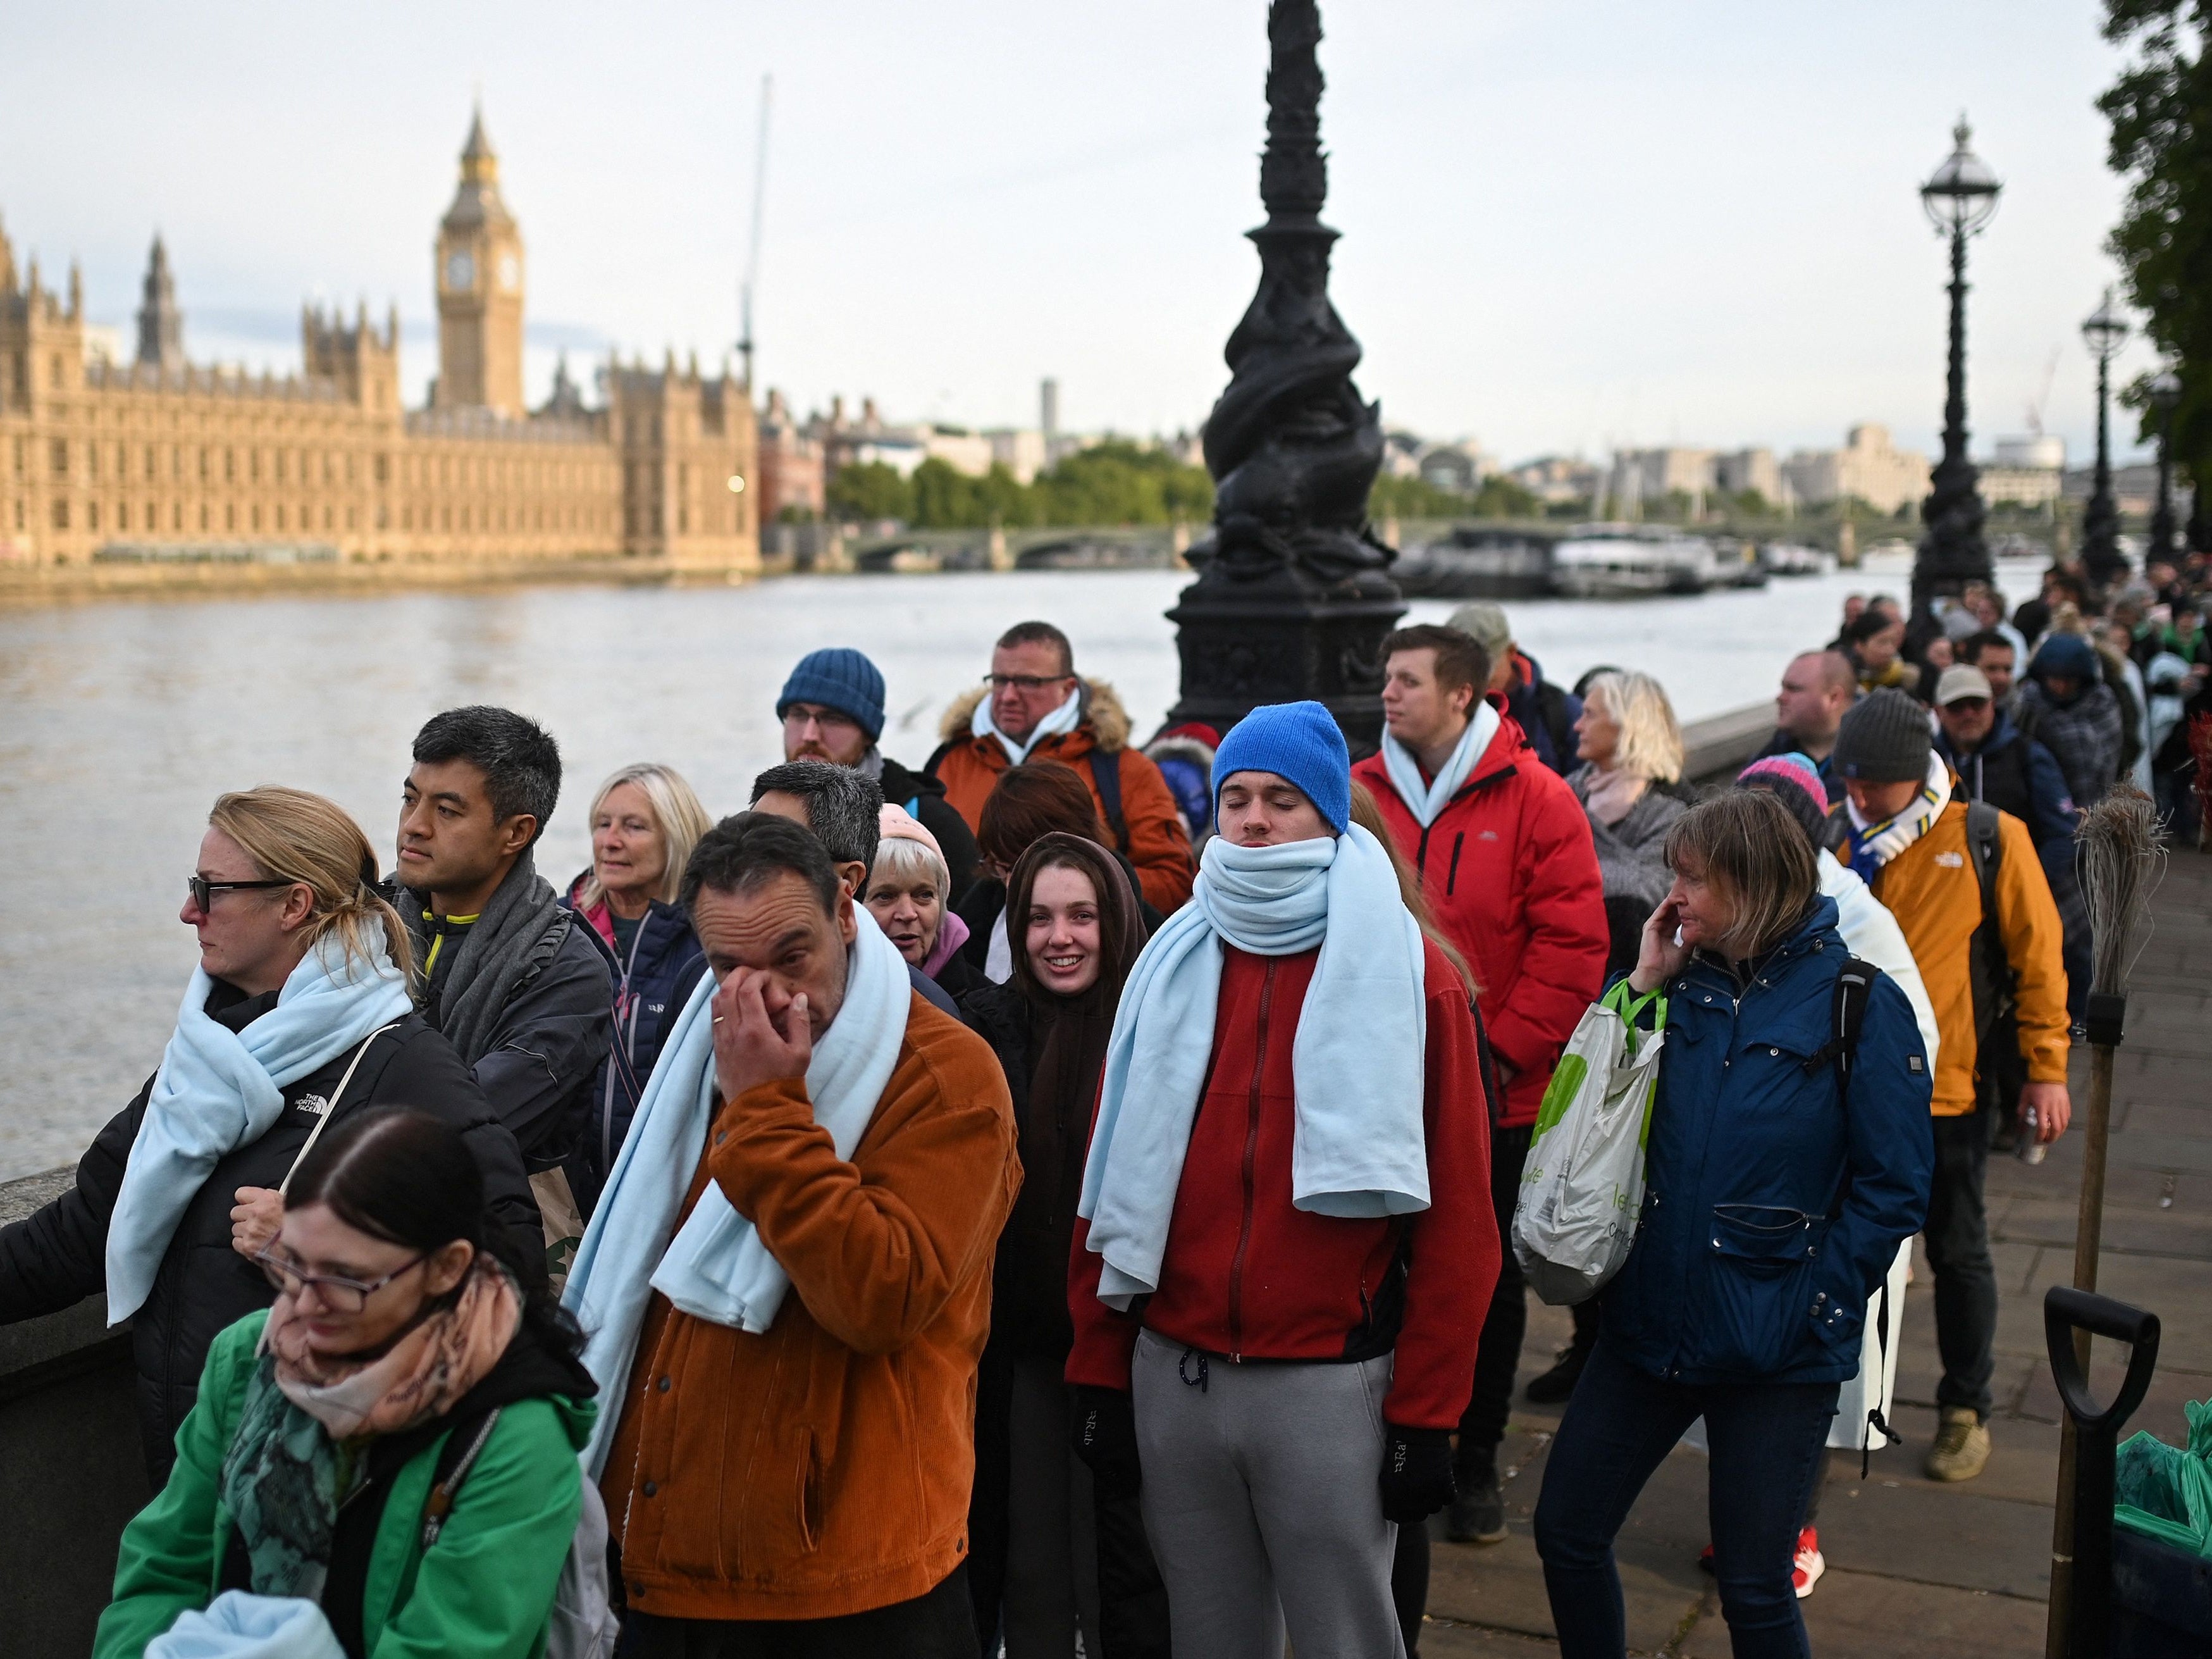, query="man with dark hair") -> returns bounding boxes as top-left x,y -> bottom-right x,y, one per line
749,759 -> 960,1017
396,705 -> 612,1165
569,810 -> 1018,1653
1354,622 -> 1607,1544
1958,630 -> 2018,707
930,621 -> 1194,912
1755,650 -> 1858,801
776,647 -> 982,897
